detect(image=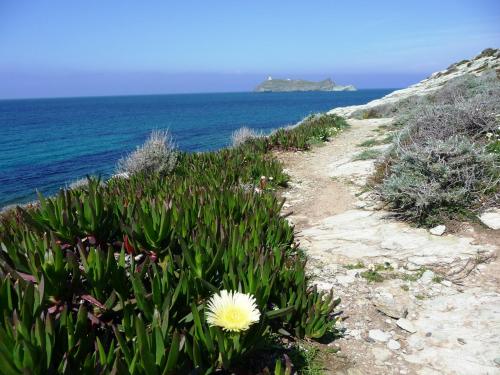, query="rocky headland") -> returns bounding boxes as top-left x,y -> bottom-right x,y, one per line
254,77 -> 356,92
